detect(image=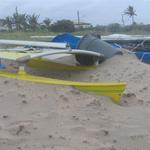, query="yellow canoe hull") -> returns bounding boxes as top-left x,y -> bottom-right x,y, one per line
0,70 -> 126,103
27,58 -> 96,71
